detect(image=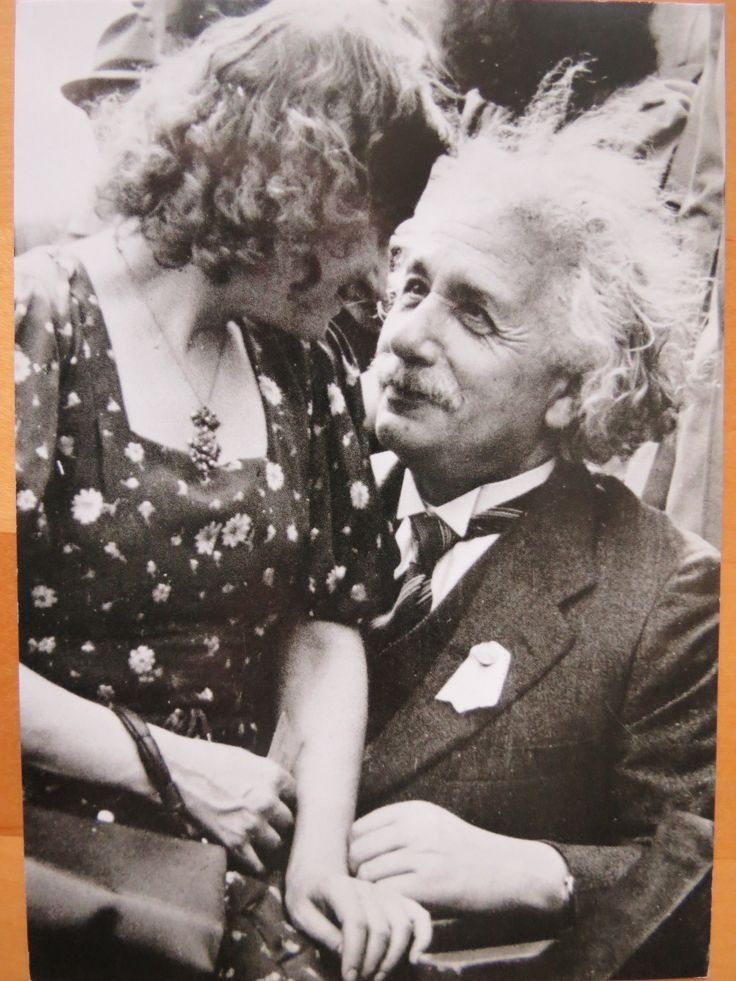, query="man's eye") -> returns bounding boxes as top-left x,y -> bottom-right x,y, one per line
458,303 -> 496,336
398,277 -> 428,307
